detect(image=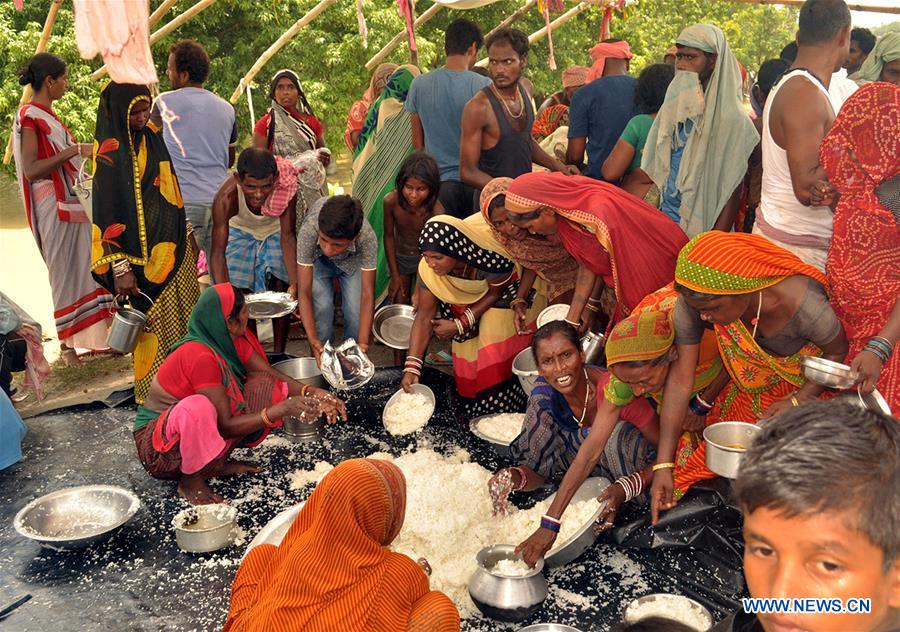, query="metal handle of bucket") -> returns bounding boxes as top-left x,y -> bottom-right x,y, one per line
114,290 -> 153,309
